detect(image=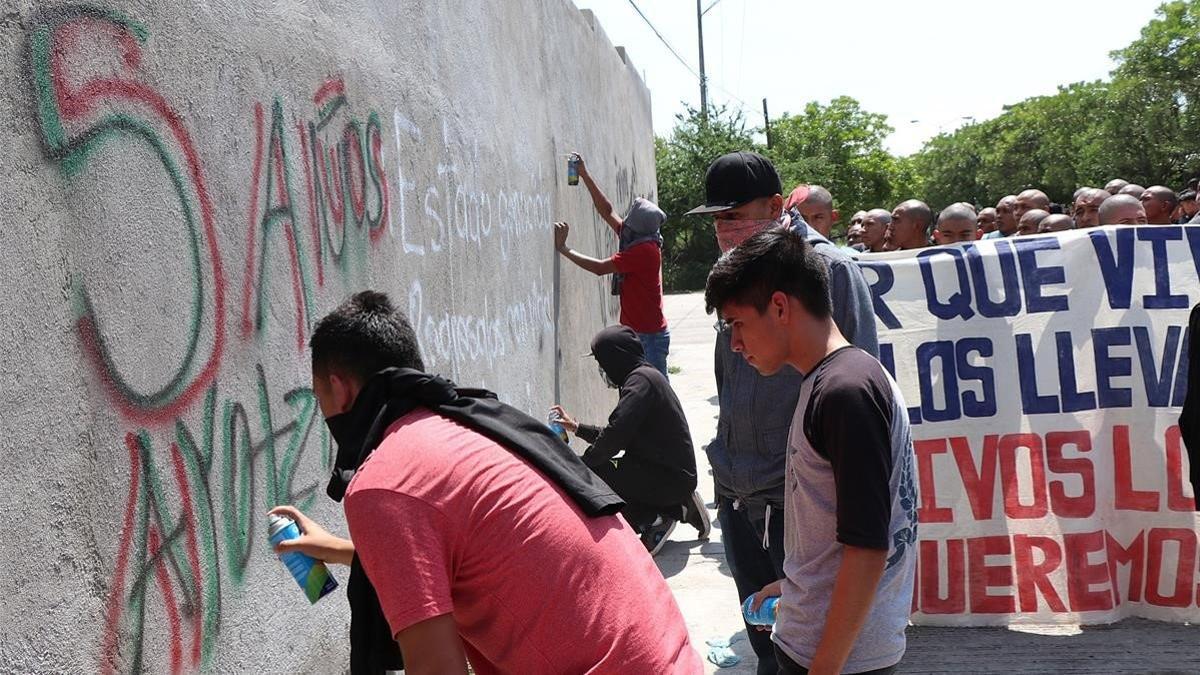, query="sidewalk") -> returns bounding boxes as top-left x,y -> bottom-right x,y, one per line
658,291 -> 1200,675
